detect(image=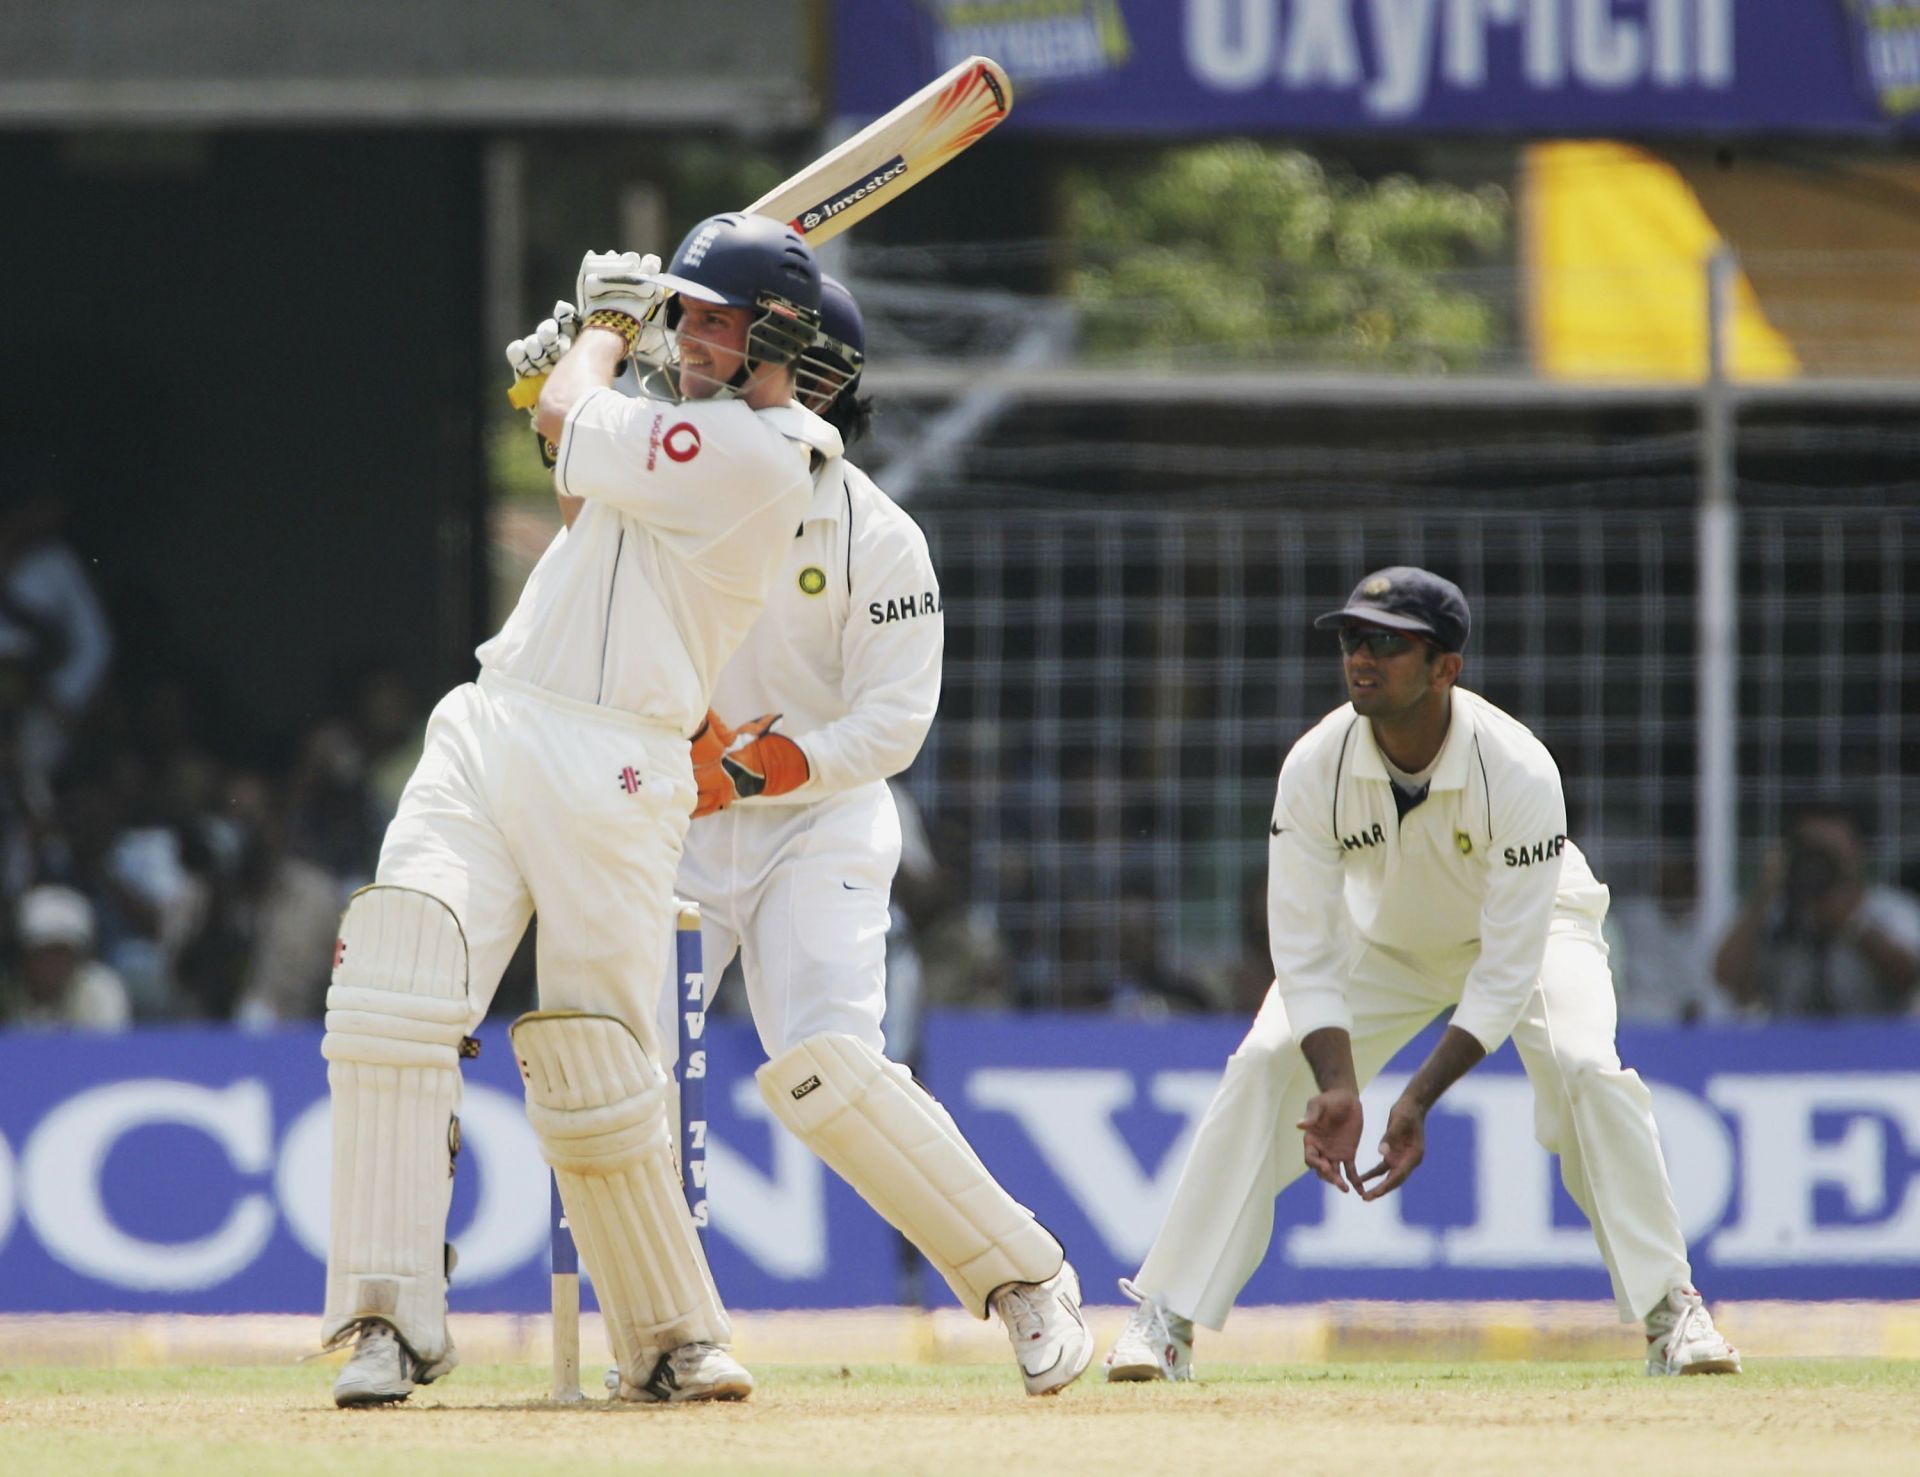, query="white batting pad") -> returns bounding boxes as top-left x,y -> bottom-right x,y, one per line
758,1033 -> 1062,1316
511,1011 -> 730,1372
320,886 -> 473,1362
